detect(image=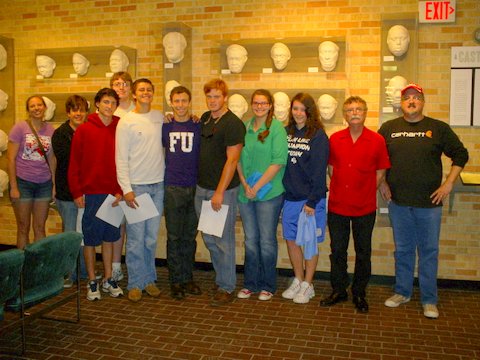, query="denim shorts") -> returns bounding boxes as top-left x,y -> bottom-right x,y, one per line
82,194 -> 121,247
282,198 -> 327,243
13,177 -> 52,202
